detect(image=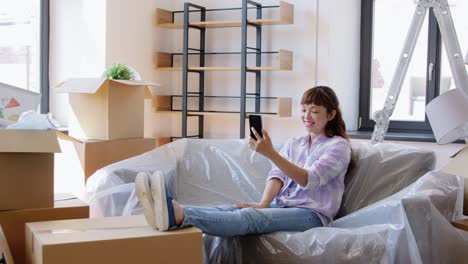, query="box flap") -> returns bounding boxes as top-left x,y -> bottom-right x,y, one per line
110,80 -> 160,99
110,79 -> 161,87
54,193 -> 77,202
56,131 -> 83,143
56,79 -> 160,97
0,129 -> 61,153
55,78 -> 107,94
442,145 -> 468,178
